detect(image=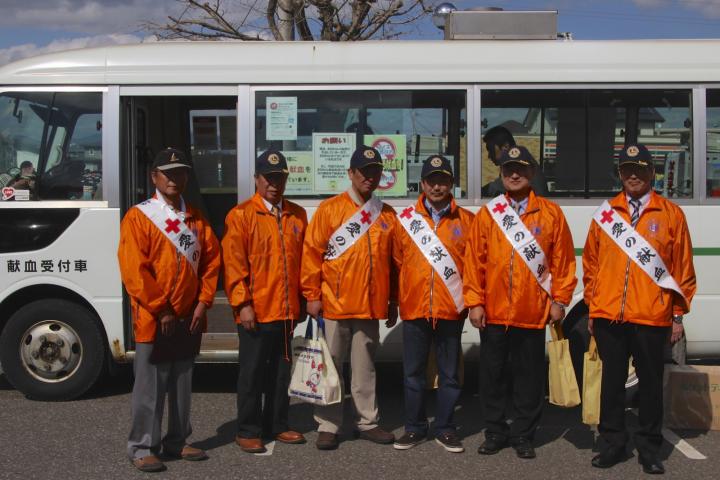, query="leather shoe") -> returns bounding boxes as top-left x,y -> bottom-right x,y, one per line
163,445 -> 208,461
316,432 -> 339,450
276,431 -> 306,444
591,448 -> 625,469
359,427 -> 395,444
513,438 -> 536,459
132,455 -> 166,472
235,436 -> 266,454
478,436 -> 507,455
638,455 -> 665,474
